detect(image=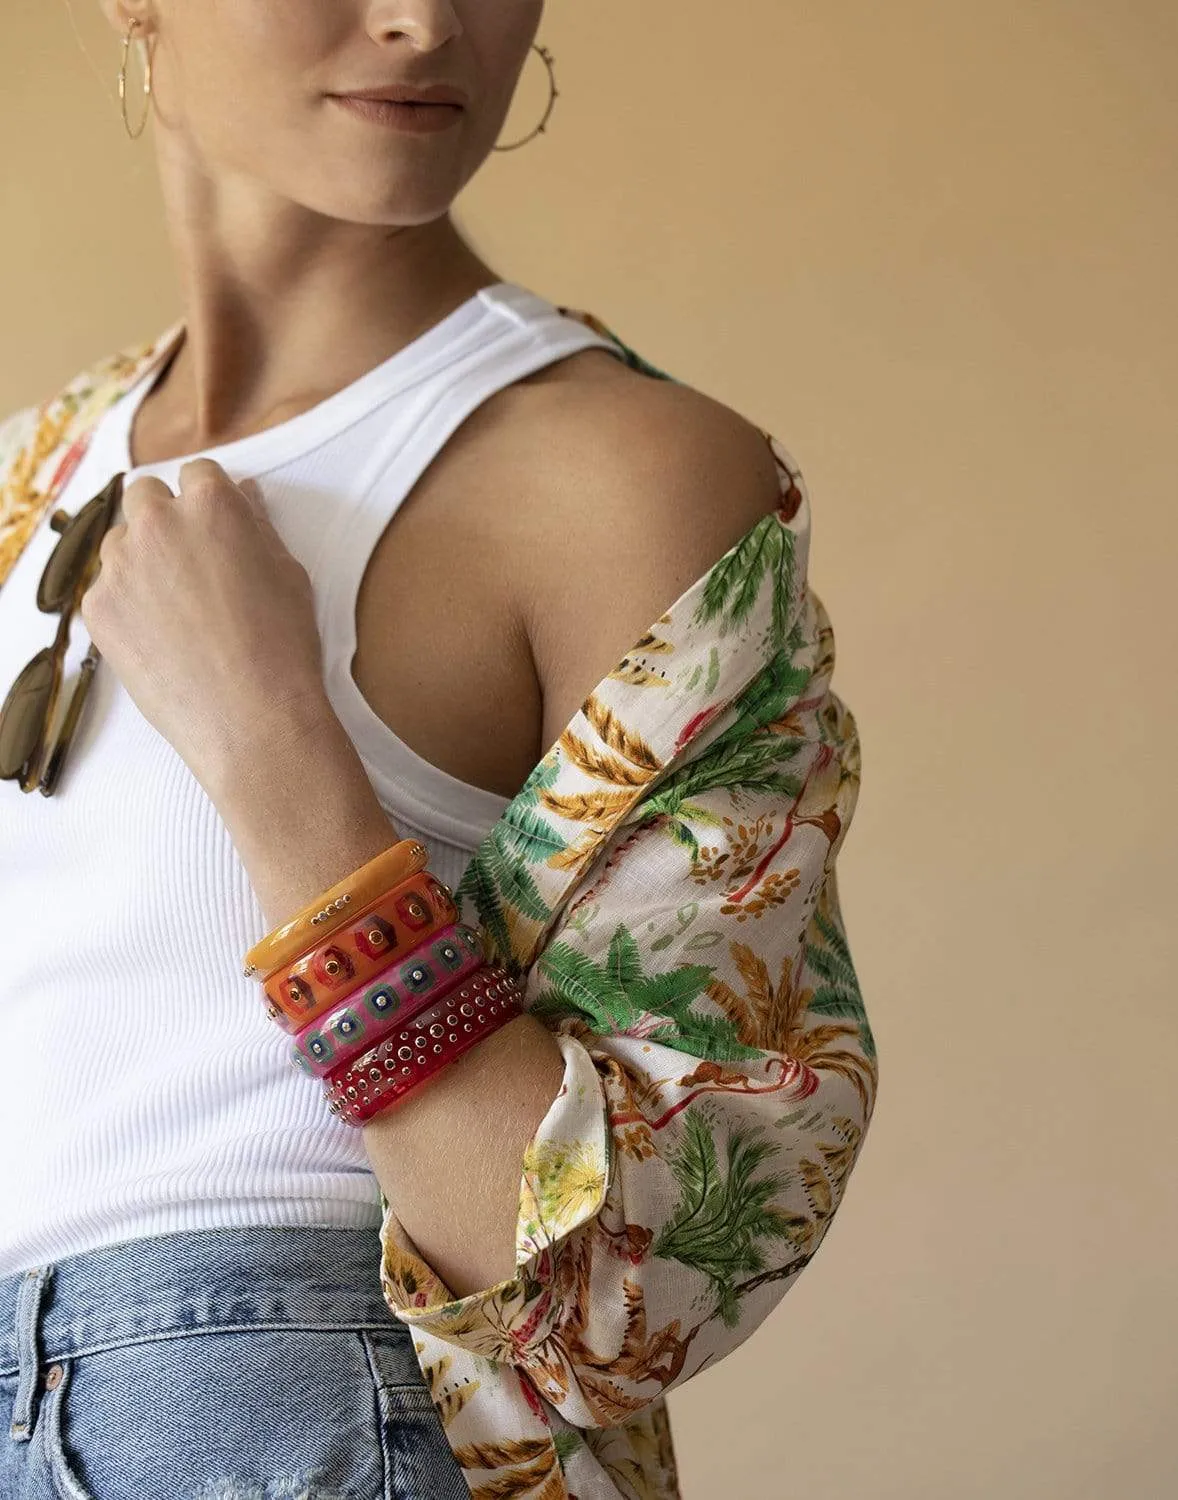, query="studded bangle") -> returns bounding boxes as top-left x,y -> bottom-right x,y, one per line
242,837 -> 429,979
322,964 -> 525,1127
259,869 -> 457,1035
288,922 -> 488,1079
